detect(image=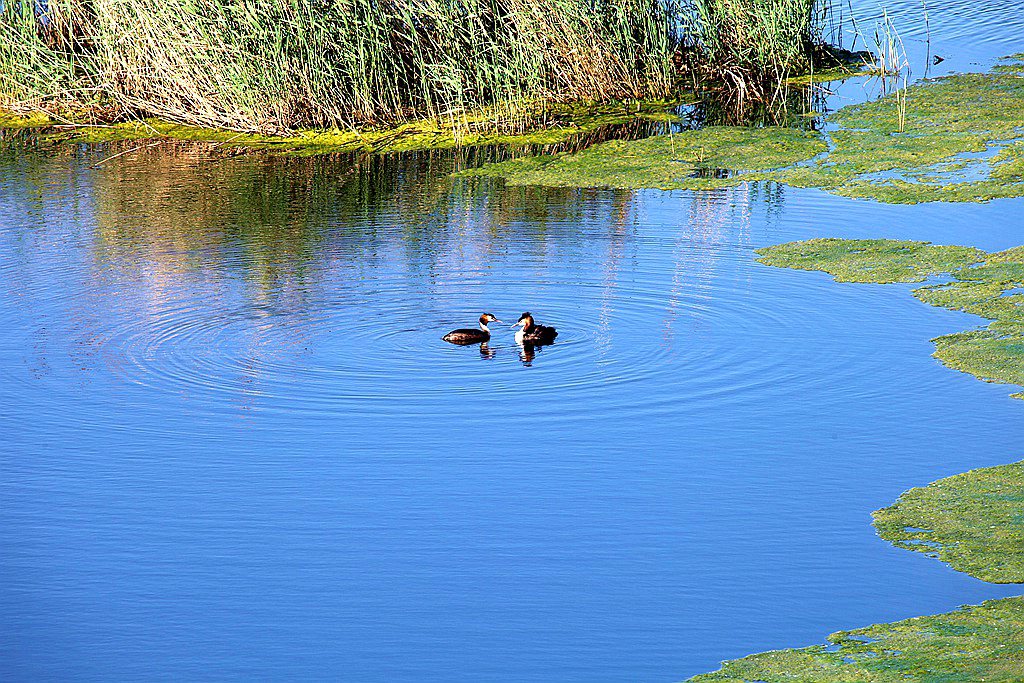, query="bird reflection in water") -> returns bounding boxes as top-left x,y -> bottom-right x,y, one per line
518,343 -> 538,366
478,342 -> 496,360
518,341 -> 560,366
